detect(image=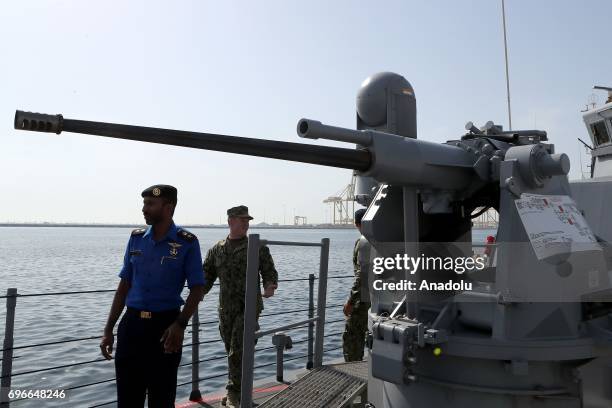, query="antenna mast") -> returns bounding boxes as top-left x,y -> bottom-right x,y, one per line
501,0 -> 512,130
